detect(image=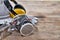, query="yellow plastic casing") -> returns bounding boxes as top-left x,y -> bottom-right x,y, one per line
10,8 -> 26,18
